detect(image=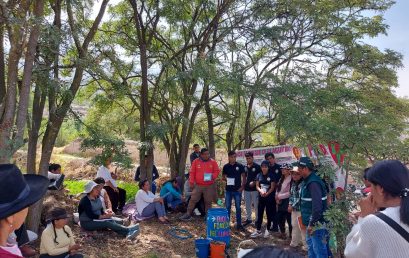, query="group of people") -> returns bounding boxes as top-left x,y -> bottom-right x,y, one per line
217,150 -> 329,257
1,142 -> 409,258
